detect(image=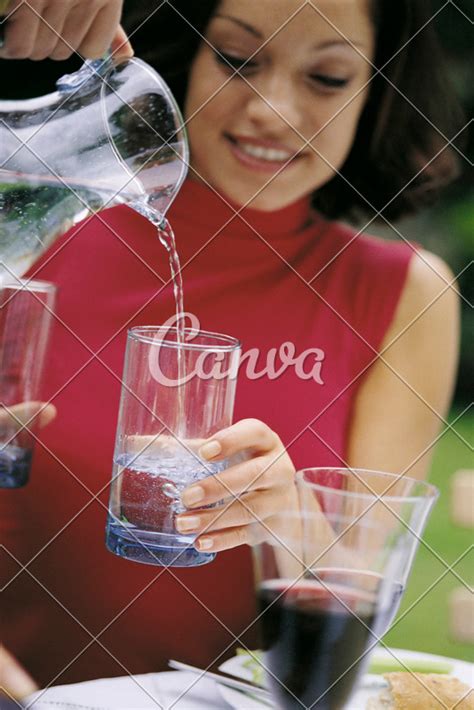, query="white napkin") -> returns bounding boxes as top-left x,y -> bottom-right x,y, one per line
27,671 -> 229,710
